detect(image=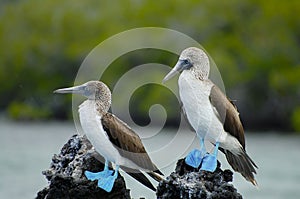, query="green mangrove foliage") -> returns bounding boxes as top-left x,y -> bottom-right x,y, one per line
0,0 -> 299,131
